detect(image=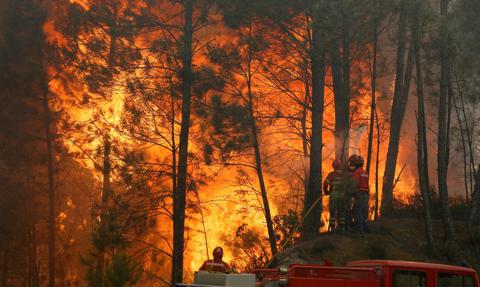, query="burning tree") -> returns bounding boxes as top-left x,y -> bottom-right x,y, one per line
3,0 -> 480,285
